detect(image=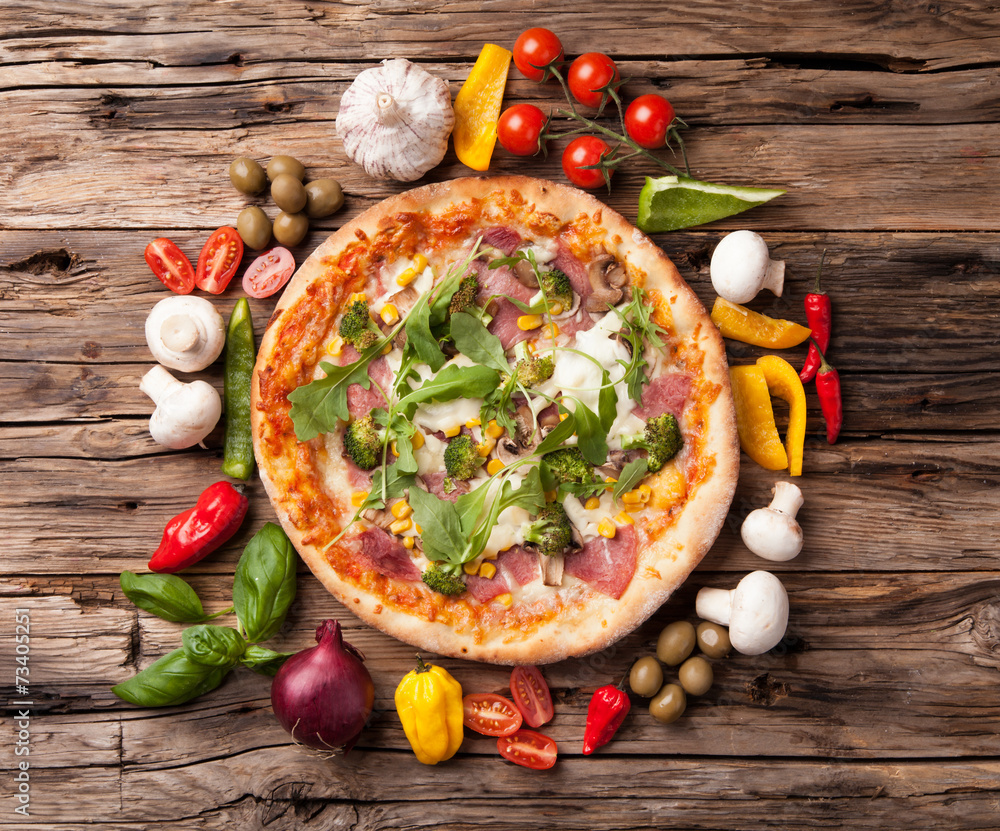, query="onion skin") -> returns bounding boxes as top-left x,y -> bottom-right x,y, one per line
270,619 -> 375,754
